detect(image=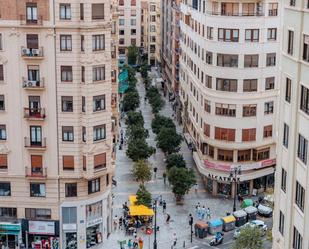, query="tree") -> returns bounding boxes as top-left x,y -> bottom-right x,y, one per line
151,115 -> 176,134
166,153 -> 186,170
122,91 -> 140,112
149,95 -> 165,114
140,63 -> 149,79
125,111 -> 144,127
132,160 -> 152,185
127,125 -> 149,141
128,45 -> 138,65
168,167 -> 196,202
136,184 -> 152,207
156,127 -> 183,154
126,138 -> 155,161
232,226 -> 263,249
